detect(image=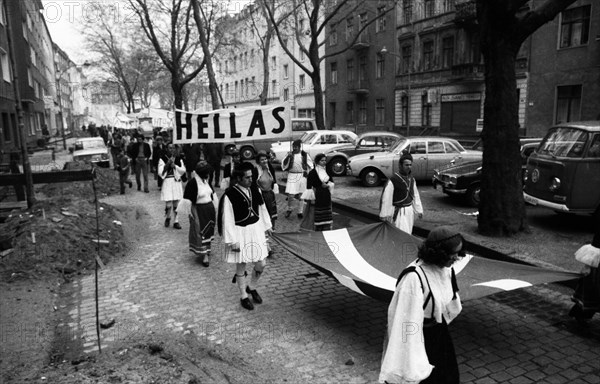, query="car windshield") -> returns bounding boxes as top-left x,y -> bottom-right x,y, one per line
537,127 -> 589,158
75,140 -> 105,151
302,132 -> 317,144
388,137 -> 409,152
